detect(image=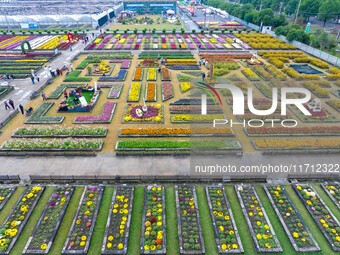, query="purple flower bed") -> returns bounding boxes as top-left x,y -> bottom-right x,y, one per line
97,44 -> 105,49
130,105 -> 159,119
185,38 -> 192,43
115,44 -> 122,49
190,34 -> 196,38
123,34 -> 128,38
220,34 -> 227,38
98,69 -> 127,81
128,39 -> 134,43
108,83 -> 123,99
206,44 -> 214,49
227,34 -> 235,38
189,44 -> 196,49
109,59 -> 131,69
111,38 -> 118,43
217,38 -> 224,43
205,34 -> 212,39
102,38 -> 110,43
88,44 -> 96,49
153,38 -> 158,43
161,35 -> 165,38
169,39 -> 175,43
146,34 -> 151,38
175,34 -> 181,38
193,38 -> 200,43
168,65 -> 200,70
136,39 -> 142,43
161,38 -> 166,43
215,44 -> 223,49
241,43 -> 251,50
74,102 -> 116,123
124,44 -> 131,49
138,34 -> 143,39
